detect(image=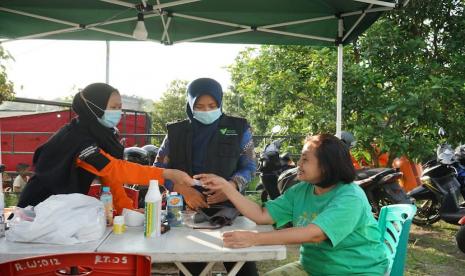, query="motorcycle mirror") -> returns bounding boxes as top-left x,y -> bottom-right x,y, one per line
438,127 -> 446,137
271,125 -> 282,134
